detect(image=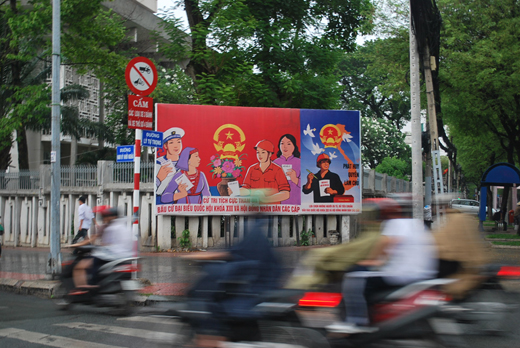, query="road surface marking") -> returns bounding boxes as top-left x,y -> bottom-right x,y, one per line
117,315 -> 179,326
55,322 -> 177,344
0,328 -> 123,348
